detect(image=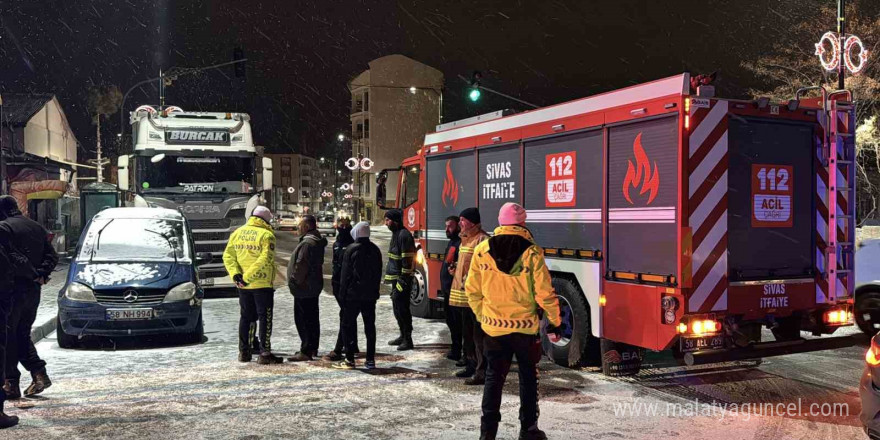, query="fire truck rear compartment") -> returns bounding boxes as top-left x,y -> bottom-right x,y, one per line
727,118 -> 815,282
